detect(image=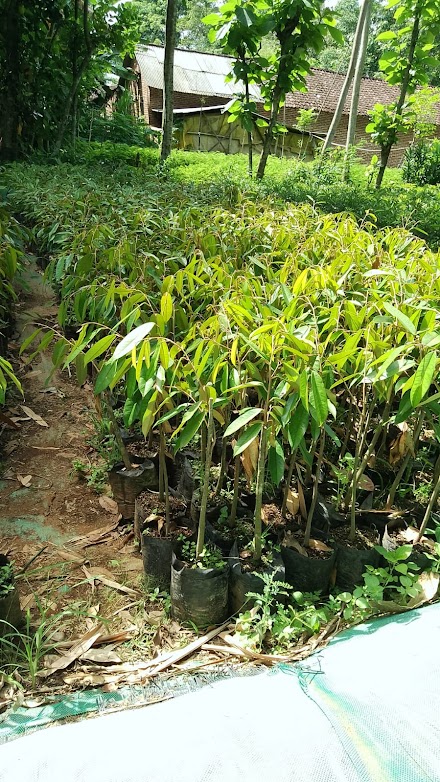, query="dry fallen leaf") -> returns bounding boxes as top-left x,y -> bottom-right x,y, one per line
0,412 -> 20,430
240,434 -> 259,485
16,474 -> 32,487
389,423 -> 414,466
87,566 -> 116,580
20,405 -> 49,428
92,574 -> 139,596
297,480 -> 307,520
80,646 -> 121,665
400,526 -> 434,548
285,488 -> 300,516
98,496 -> 119,515
308,538 -> 332,553
282,533 -> 307,556
70,519 -> 120,548
358,473 -> 374,492
40,624 -> 105,677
